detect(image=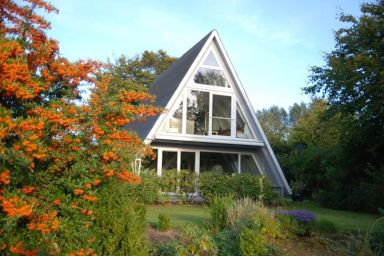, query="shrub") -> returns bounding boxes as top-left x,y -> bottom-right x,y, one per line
313,219 -> 338,234
158,213 -> 171,231
151,241 -> 180,256
208,194 -> 234,232
213,229 -> 240,256
276,210 -> 316,237
126,170 -> 161,204
370,217 -> 384,256
232,174 -> 277,204
240,227 -> 269,256
198,172 -> 277,204
198,171 -> 233,201
226,197 -> 258,230
160,169 -> 197,203
179,225 -> 218,255
94,180 -> 148,256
